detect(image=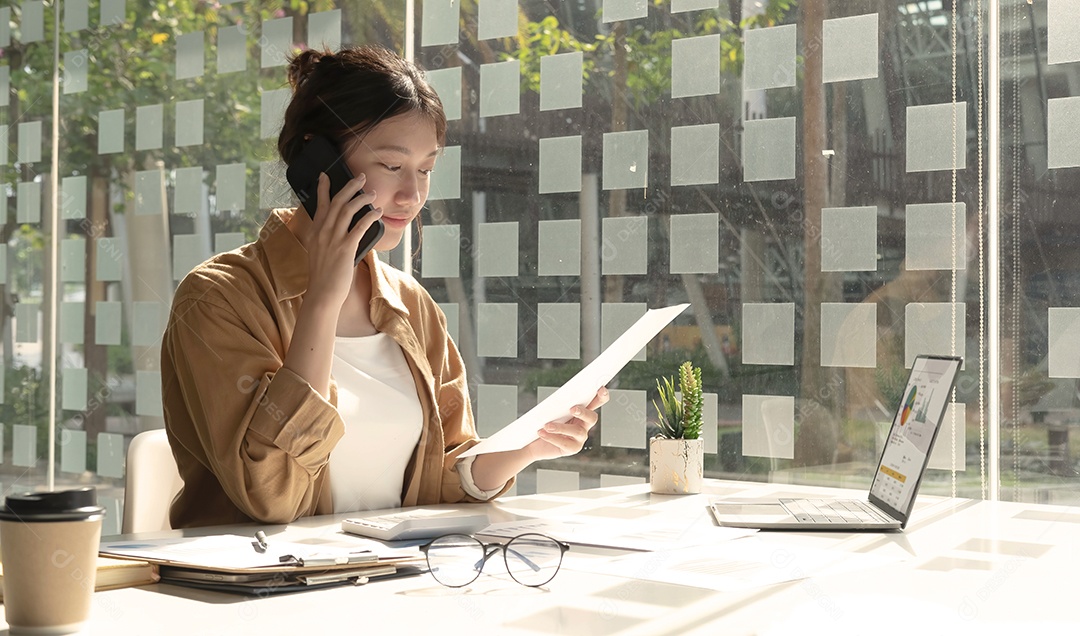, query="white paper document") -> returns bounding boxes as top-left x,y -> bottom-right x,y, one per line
461,303 -> 690,457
